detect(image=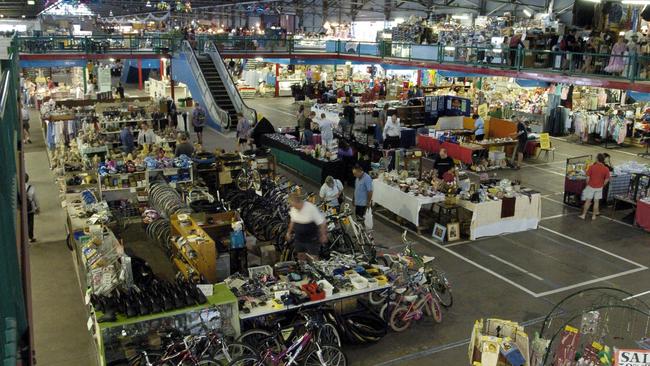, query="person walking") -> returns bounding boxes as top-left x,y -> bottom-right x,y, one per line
120,125 -> 135,154
21,103 -> 31,144
511,119 -> 528,169
579,154 -> 611,220
382,115 -> 401,149
352,165 -> 373,219
317,113 -> 334,146
25,174 -> 39,243
236,113 -> 251,150
285,192 -> 327,261
319,176 -> 344,208
472,113 -> 485,141
192,102 -> 206,145
137,122 -> 157,146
